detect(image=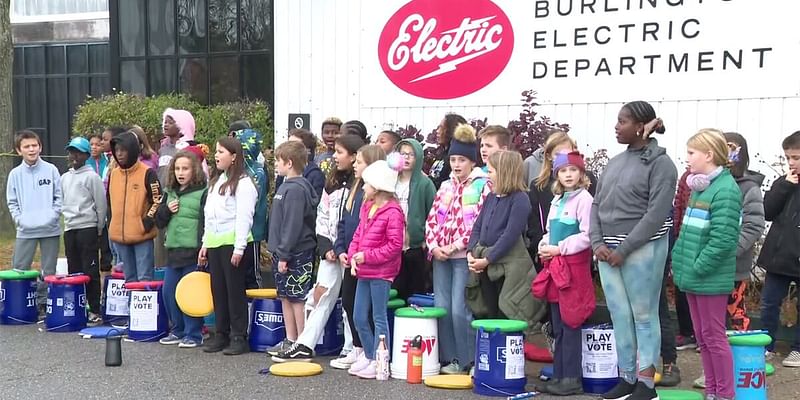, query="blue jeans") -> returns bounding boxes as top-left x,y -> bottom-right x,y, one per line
598,236 -> 667,377
114,240 -> 154,282
761,272 -> 800,352
162,264 -> 204,342
354,278 -> 391,360
433,257 -> 475,365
